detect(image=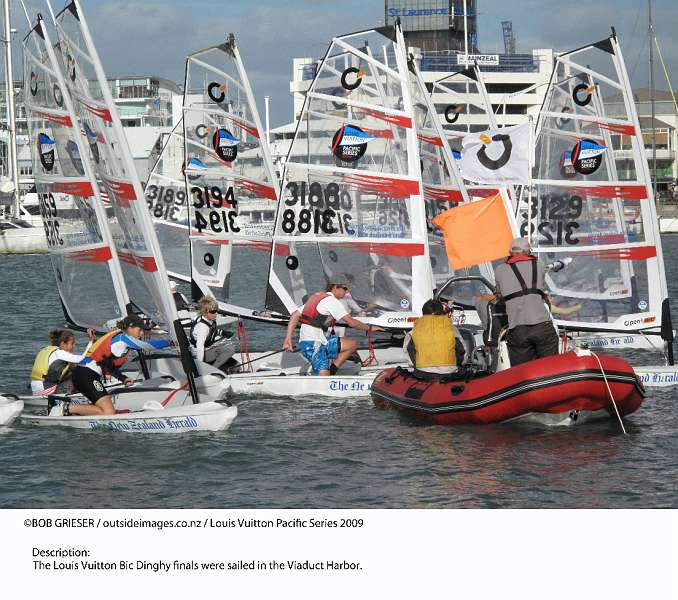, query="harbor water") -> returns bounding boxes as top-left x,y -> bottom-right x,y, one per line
1,238 -> 677,509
